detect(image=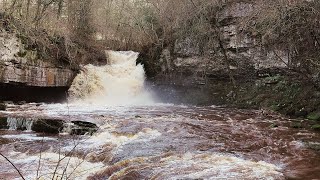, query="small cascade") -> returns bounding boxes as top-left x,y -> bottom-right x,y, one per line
7,117 -> 34,131
2,115 -> 98,135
